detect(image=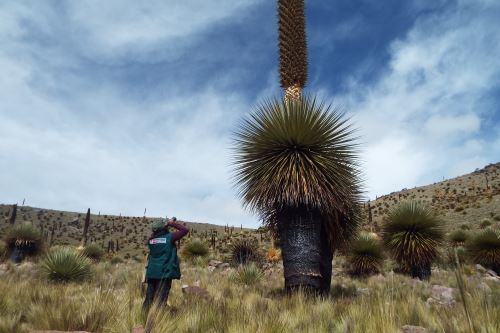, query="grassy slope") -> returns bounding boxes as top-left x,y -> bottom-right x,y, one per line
0,260 -> 498,333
